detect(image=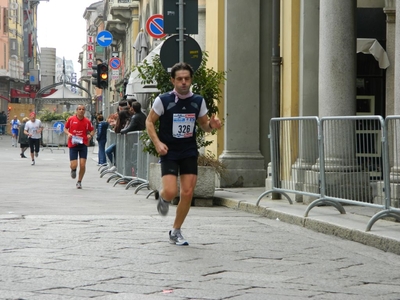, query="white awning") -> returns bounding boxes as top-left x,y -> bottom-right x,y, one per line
357,38 -> 390,69
42,85 -> 87,100
126,42 -> 164,98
